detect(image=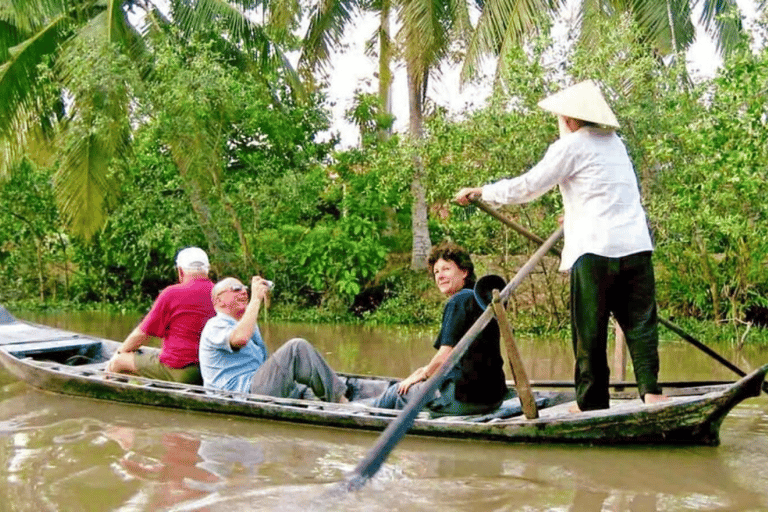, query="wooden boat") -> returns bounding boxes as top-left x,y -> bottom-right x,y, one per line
1,306 -> 766,446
